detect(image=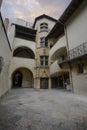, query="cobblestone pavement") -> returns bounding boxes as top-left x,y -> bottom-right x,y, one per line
0,88 -> 87,130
